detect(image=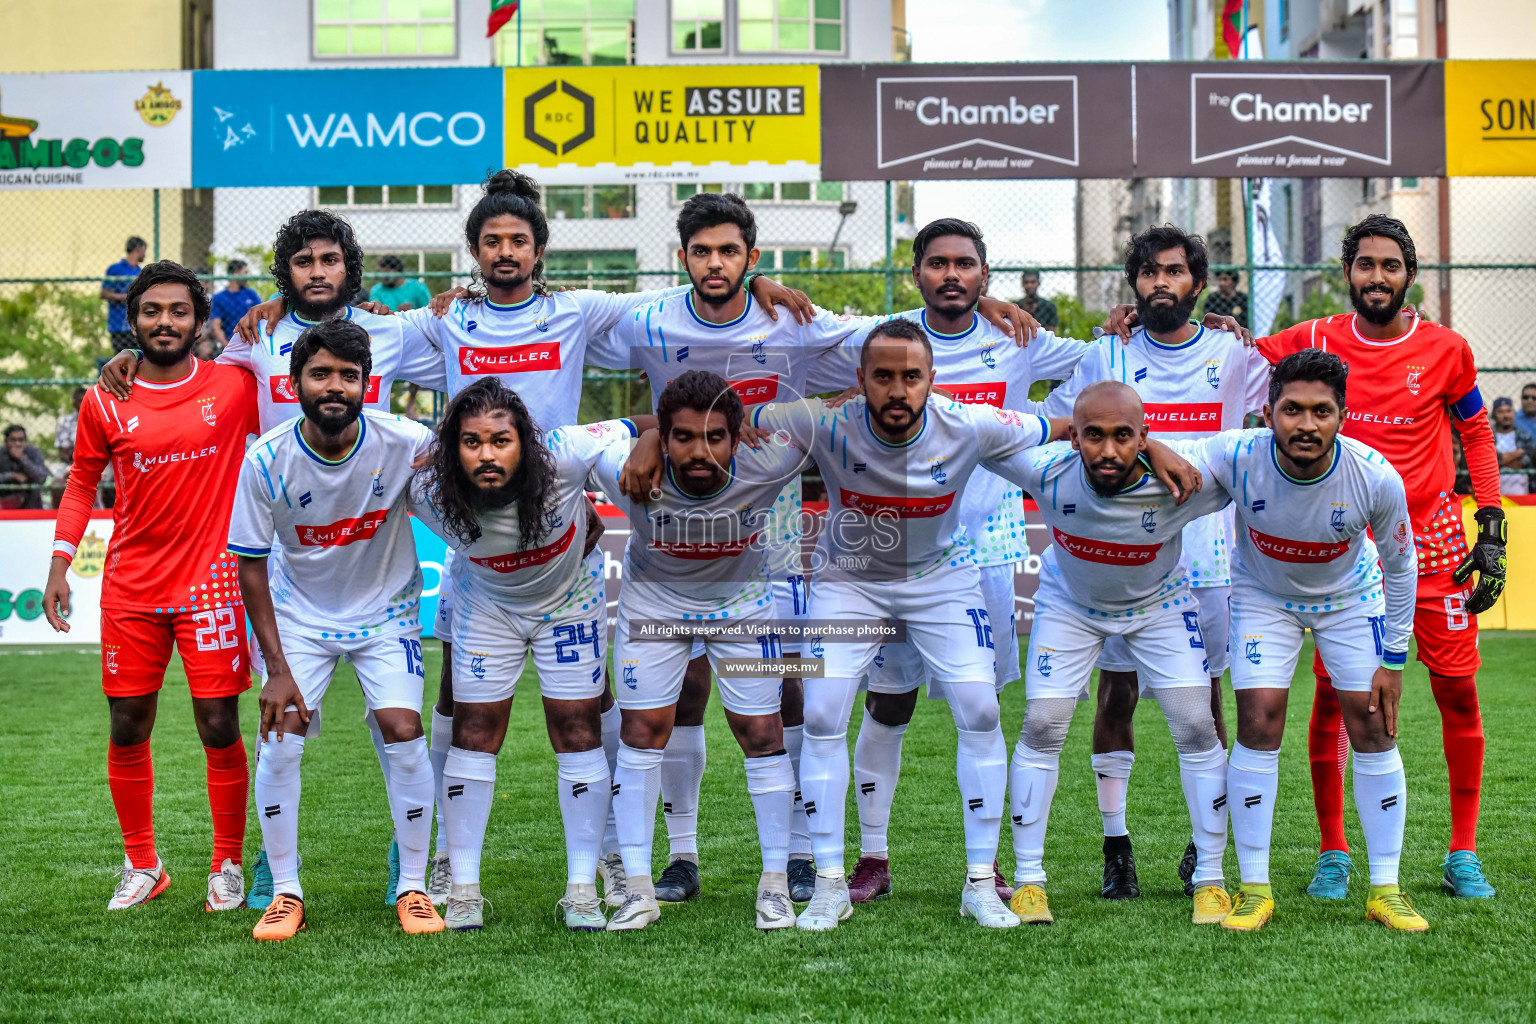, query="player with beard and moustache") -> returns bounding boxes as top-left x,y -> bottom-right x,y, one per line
595,371 -> 815,932
1109,214 -> 1506,899
1040,225 -> 1268,902
407,379 -> 659,932
95,210 -> 454,909
607,193 -> 1040,908
1002,381 -> 1235,928
1170,351 -> 1427,933
44,262 -> 261,913
753,323 -> 1199,932
229,321 -> 444,941
802,218 -> 1092,905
